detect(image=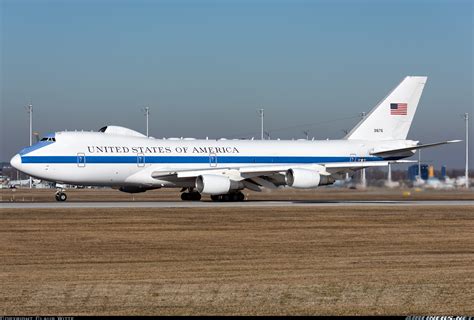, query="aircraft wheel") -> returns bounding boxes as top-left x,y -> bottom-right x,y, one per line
190,192 -> 201,201
181,192 -> 202,201
56,192 -> 67,202
210,193 -> 244,202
